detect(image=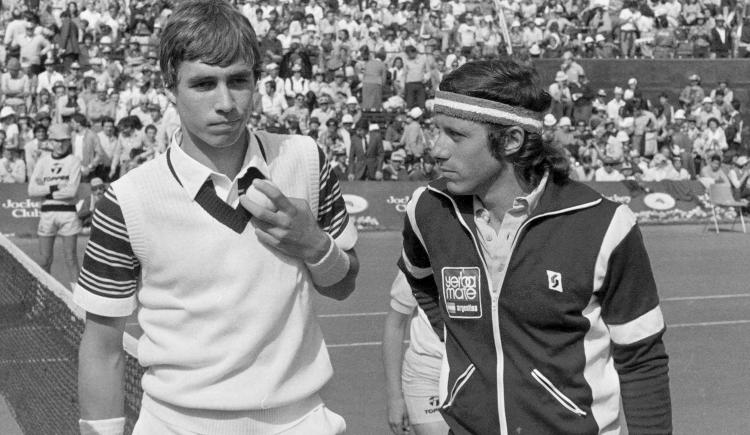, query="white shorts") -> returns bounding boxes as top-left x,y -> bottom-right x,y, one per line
133,396 -> 346,435
402,351 -> 444,425
37,211 -> 81,237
